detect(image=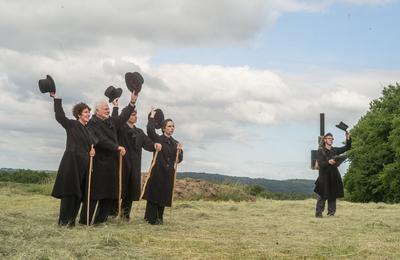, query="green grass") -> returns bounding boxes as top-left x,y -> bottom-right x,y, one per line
1,183 -> 399,259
